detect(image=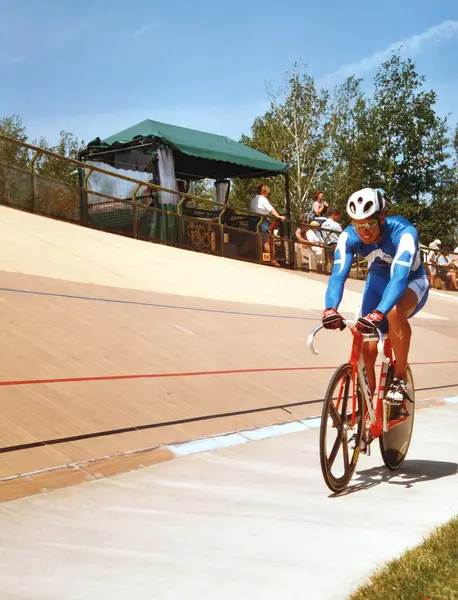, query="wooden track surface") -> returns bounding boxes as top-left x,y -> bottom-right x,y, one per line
1,206 -> 456,501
